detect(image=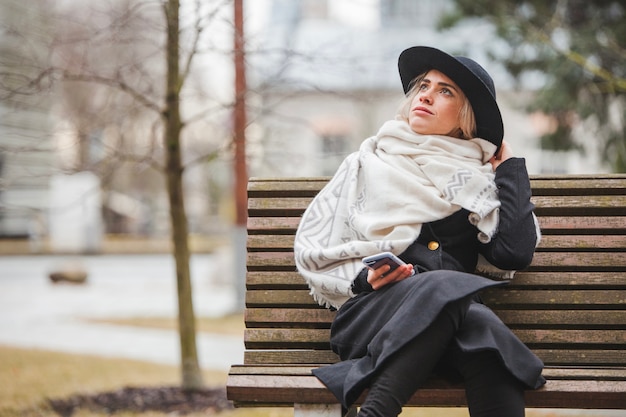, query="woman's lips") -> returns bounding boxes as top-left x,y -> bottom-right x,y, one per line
413,106 -> 433,115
